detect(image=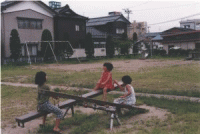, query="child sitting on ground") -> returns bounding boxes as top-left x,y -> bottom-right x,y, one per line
94,62 -> 114,101
113,75 -> 136,105
35,71 -> 63,134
